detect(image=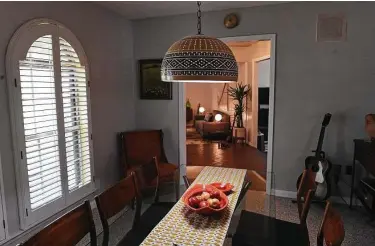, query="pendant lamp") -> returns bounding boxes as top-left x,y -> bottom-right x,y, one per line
161,2 -> 238,83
